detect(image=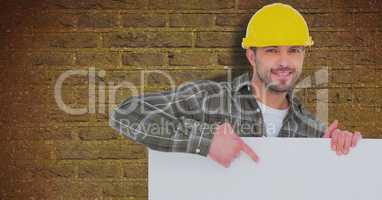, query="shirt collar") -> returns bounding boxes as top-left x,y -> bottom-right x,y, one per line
231,72 -> 304,114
